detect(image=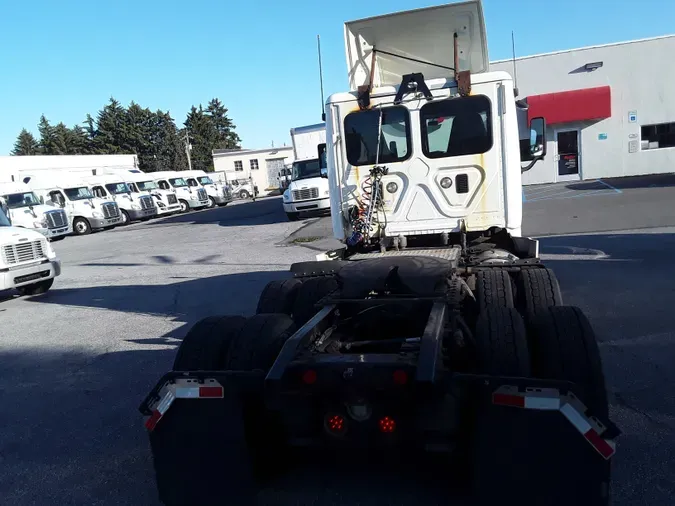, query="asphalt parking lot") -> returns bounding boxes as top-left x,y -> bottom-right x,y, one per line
2,174 -> 675,505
